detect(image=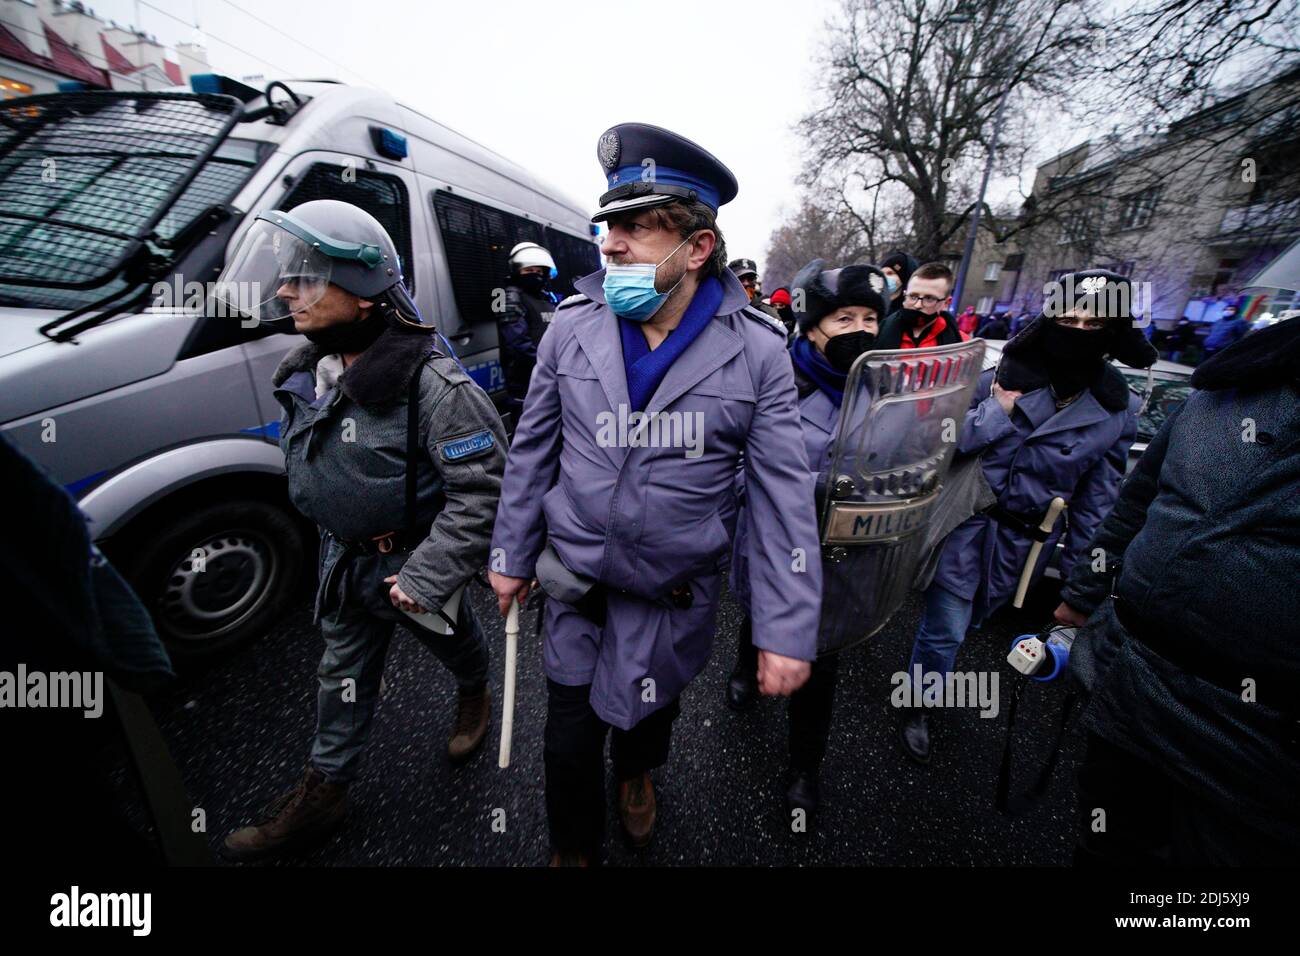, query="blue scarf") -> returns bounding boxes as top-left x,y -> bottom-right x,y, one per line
790,335 -> 846,406
618,275 -> 723,412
